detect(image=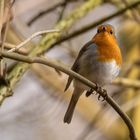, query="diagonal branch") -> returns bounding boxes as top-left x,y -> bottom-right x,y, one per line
0,41 -> 28,55
3,41 -> 140,90
1,51 -> 137,140
8,29 -> 60,52
121,0 -> 140,23
27,0 -> 84,26
27,1 -> 68,26
113,78 -> 140,89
